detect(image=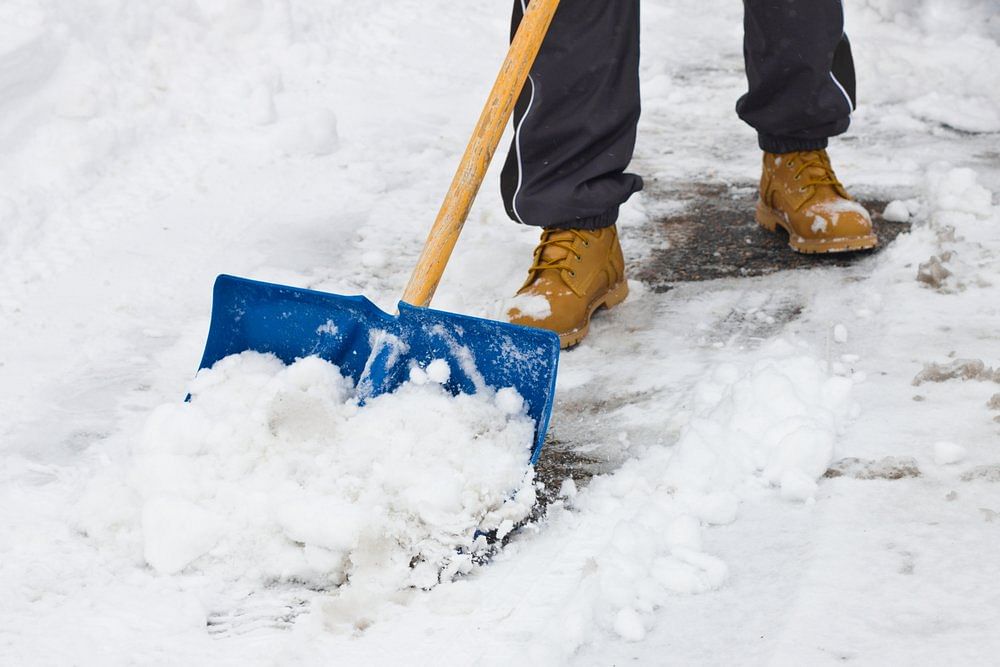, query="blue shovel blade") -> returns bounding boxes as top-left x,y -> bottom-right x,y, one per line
197,275 -> 560,463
